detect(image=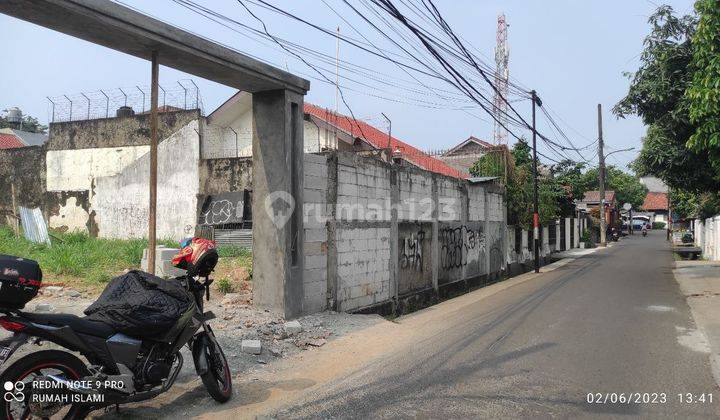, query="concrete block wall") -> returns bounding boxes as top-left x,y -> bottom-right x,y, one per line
700,217 -> 719,261
337,154 -> 391,221
435,177 -> 462,222
302,153 -> 329,314
468,185 -> 485,222
302,151 -> 508,314
398,171 -> 434,221
486,192 -> 505,222
336,226 -> 391,311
